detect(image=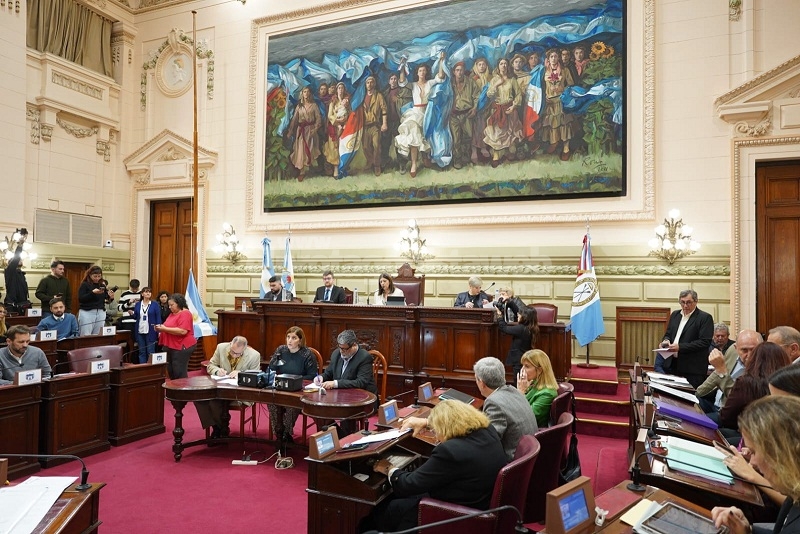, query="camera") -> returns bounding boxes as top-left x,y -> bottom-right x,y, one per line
102,285 -> 119,292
